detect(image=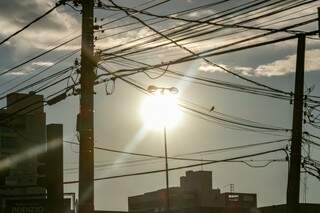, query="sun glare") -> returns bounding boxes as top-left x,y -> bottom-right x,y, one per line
140,92 -> 182,130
